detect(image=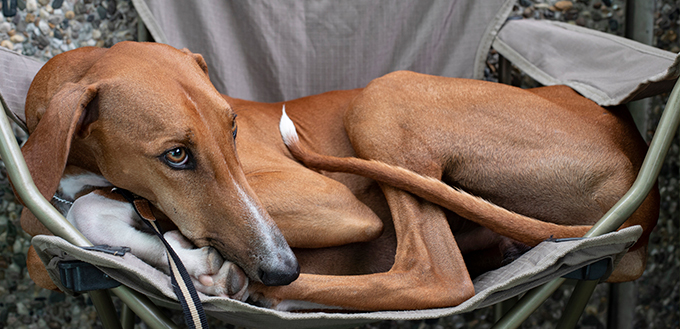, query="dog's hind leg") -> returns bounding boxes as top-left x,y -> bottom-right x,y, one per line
251,183 -> 475,311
